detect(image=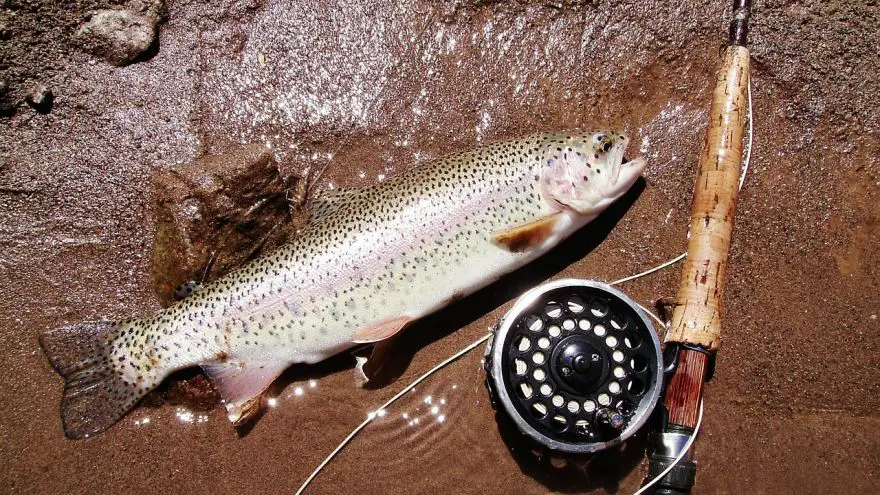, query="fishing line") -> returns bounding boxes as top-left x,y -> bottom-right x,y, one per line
739,79 -> 754,191
296,288 -> 663,495
294,334 -> 491,495
635,302 -> 668,330
295,77 -> 753,495
609,253 -> 688,286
